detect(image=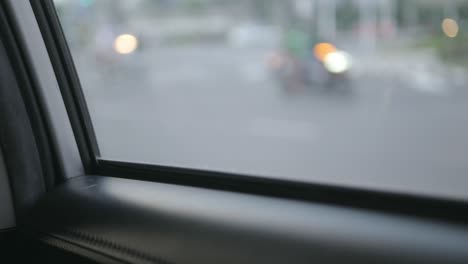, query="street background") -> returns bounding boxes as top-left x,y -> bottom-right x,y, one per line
55,0 -> 468,200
